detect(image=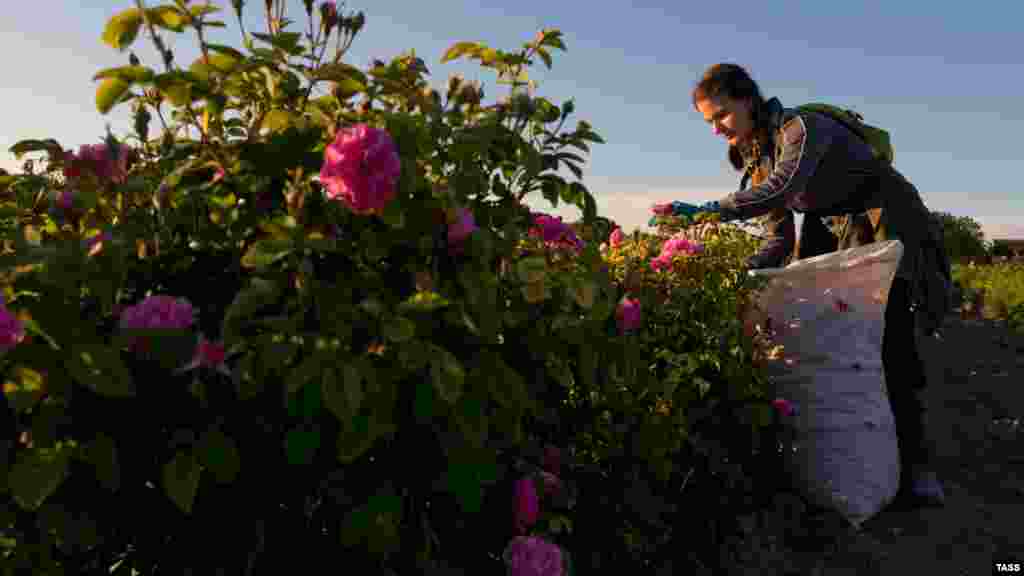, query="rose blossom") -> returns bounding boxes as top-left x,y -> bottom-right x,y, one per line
178,335 -> 231,375
319,124 -> 401,215
513,476 -> 539,535
119,295 -> 195,331
608,227 -> 624,248
447,207 -> 479,254
503,536 -> 564,576
772,398 -> 798,417
528,213 -> 584,253
65,143 -> 129,185
0,303 -> 26,354
615,297 -> 642,334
